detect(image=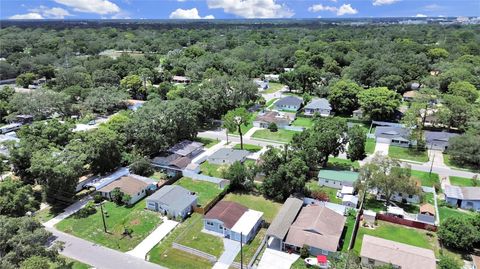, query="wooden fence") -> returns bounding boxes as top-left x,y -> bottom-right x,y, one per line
377,213 -> 437,231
